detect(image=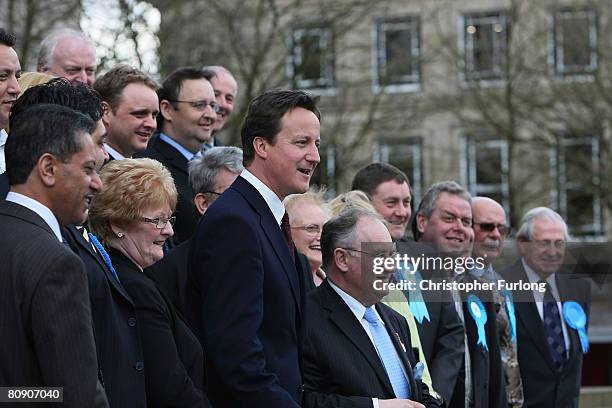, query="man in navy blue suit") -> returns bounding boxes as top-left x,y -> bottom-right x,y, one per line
186,89 -> 321,407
